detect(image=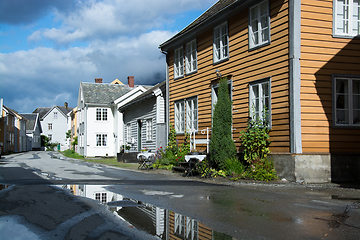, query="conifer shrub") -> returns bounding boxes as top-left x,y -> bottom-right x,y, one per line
210,78 -> 237,170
